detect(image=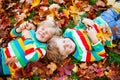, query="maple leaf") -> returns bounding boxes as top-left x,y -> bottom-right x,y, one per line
57,62 -> 74,77
31,0 -> 40,8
